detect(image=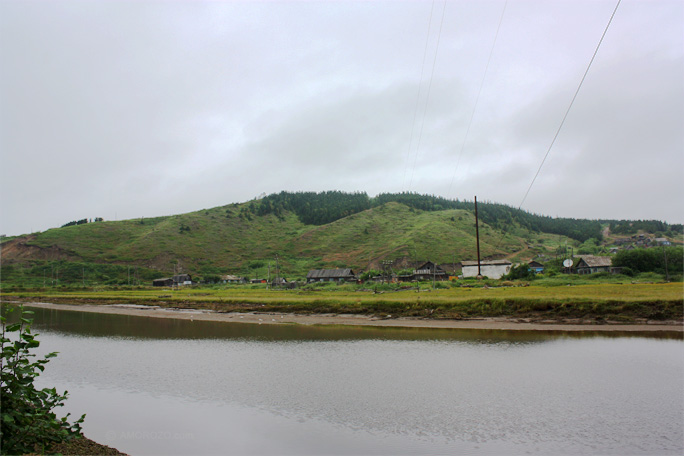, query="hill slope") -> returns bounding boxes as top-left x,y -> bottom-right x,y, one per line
1,191 -> 681,280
